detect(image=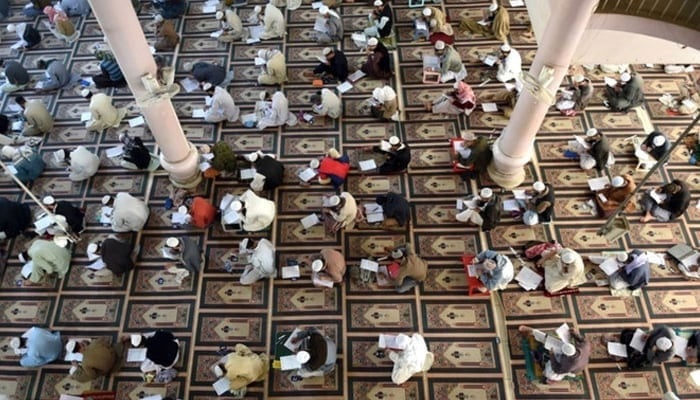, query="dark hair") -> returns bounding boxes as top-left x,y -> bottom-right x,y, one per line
15,95 -> 26,105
